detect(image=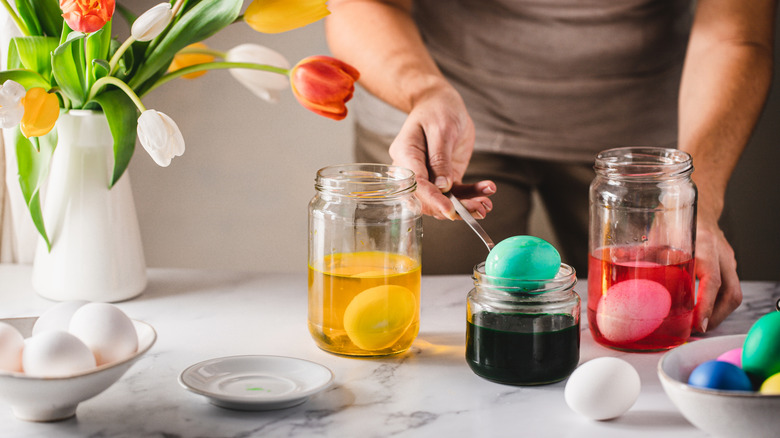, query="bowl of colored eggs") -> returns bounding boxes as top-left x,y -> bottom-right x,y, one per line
0,302 -> 156,422
658,312 -> 780,437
